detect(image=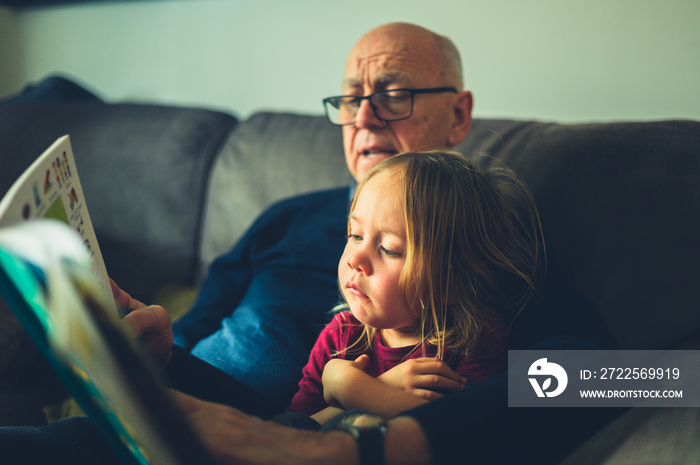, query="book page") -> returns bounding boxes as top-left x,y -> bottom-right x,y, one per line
0,136 -> 115,312
0,221 -> 212,465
